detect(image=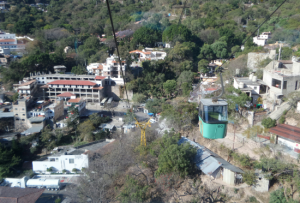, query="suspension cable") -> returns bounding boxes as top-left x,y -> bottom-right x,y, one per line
105,0 -> 129,104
